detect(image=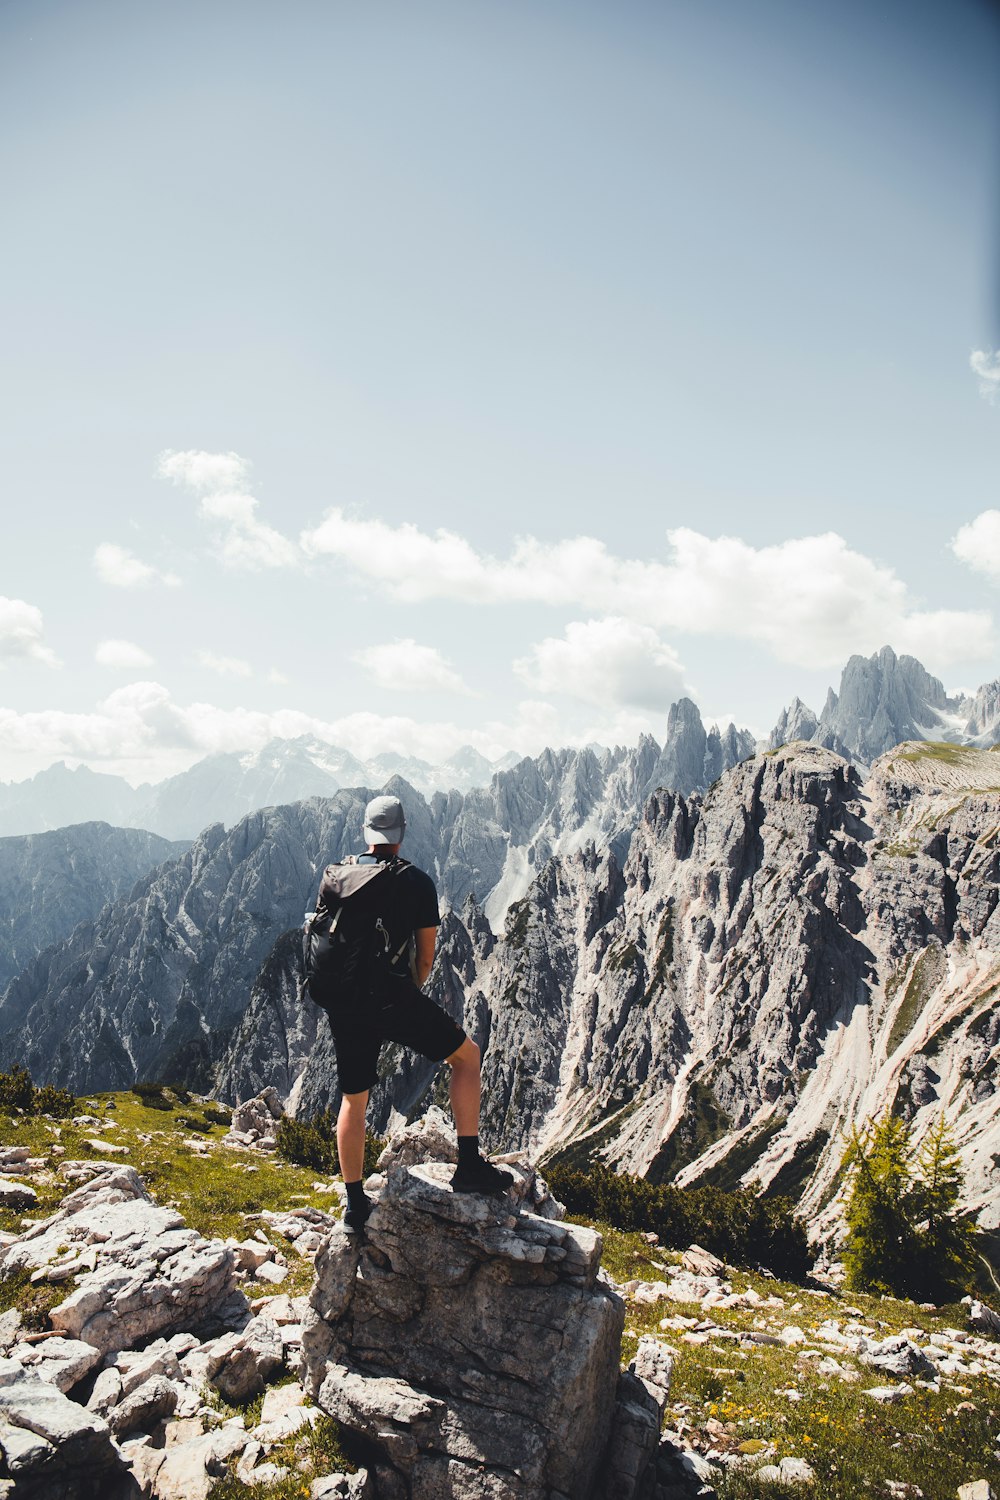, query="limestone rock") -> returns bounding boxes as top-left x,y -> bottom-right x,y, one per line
11,1336 -> 102,1393
304,1145 -> 624,1499
227,1087 -> 284,1149
106,1373 -> 179,1437
0,1356 -> 128,1496
311,1472 -> 373,1498
0,1179 -> 37,1211
0,1164 -> 244,1356
756,1456 -> 816,1485
186,1314 -> 283,1403
969,1301 -> 1000,1339
861,1336 -> 935,1380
